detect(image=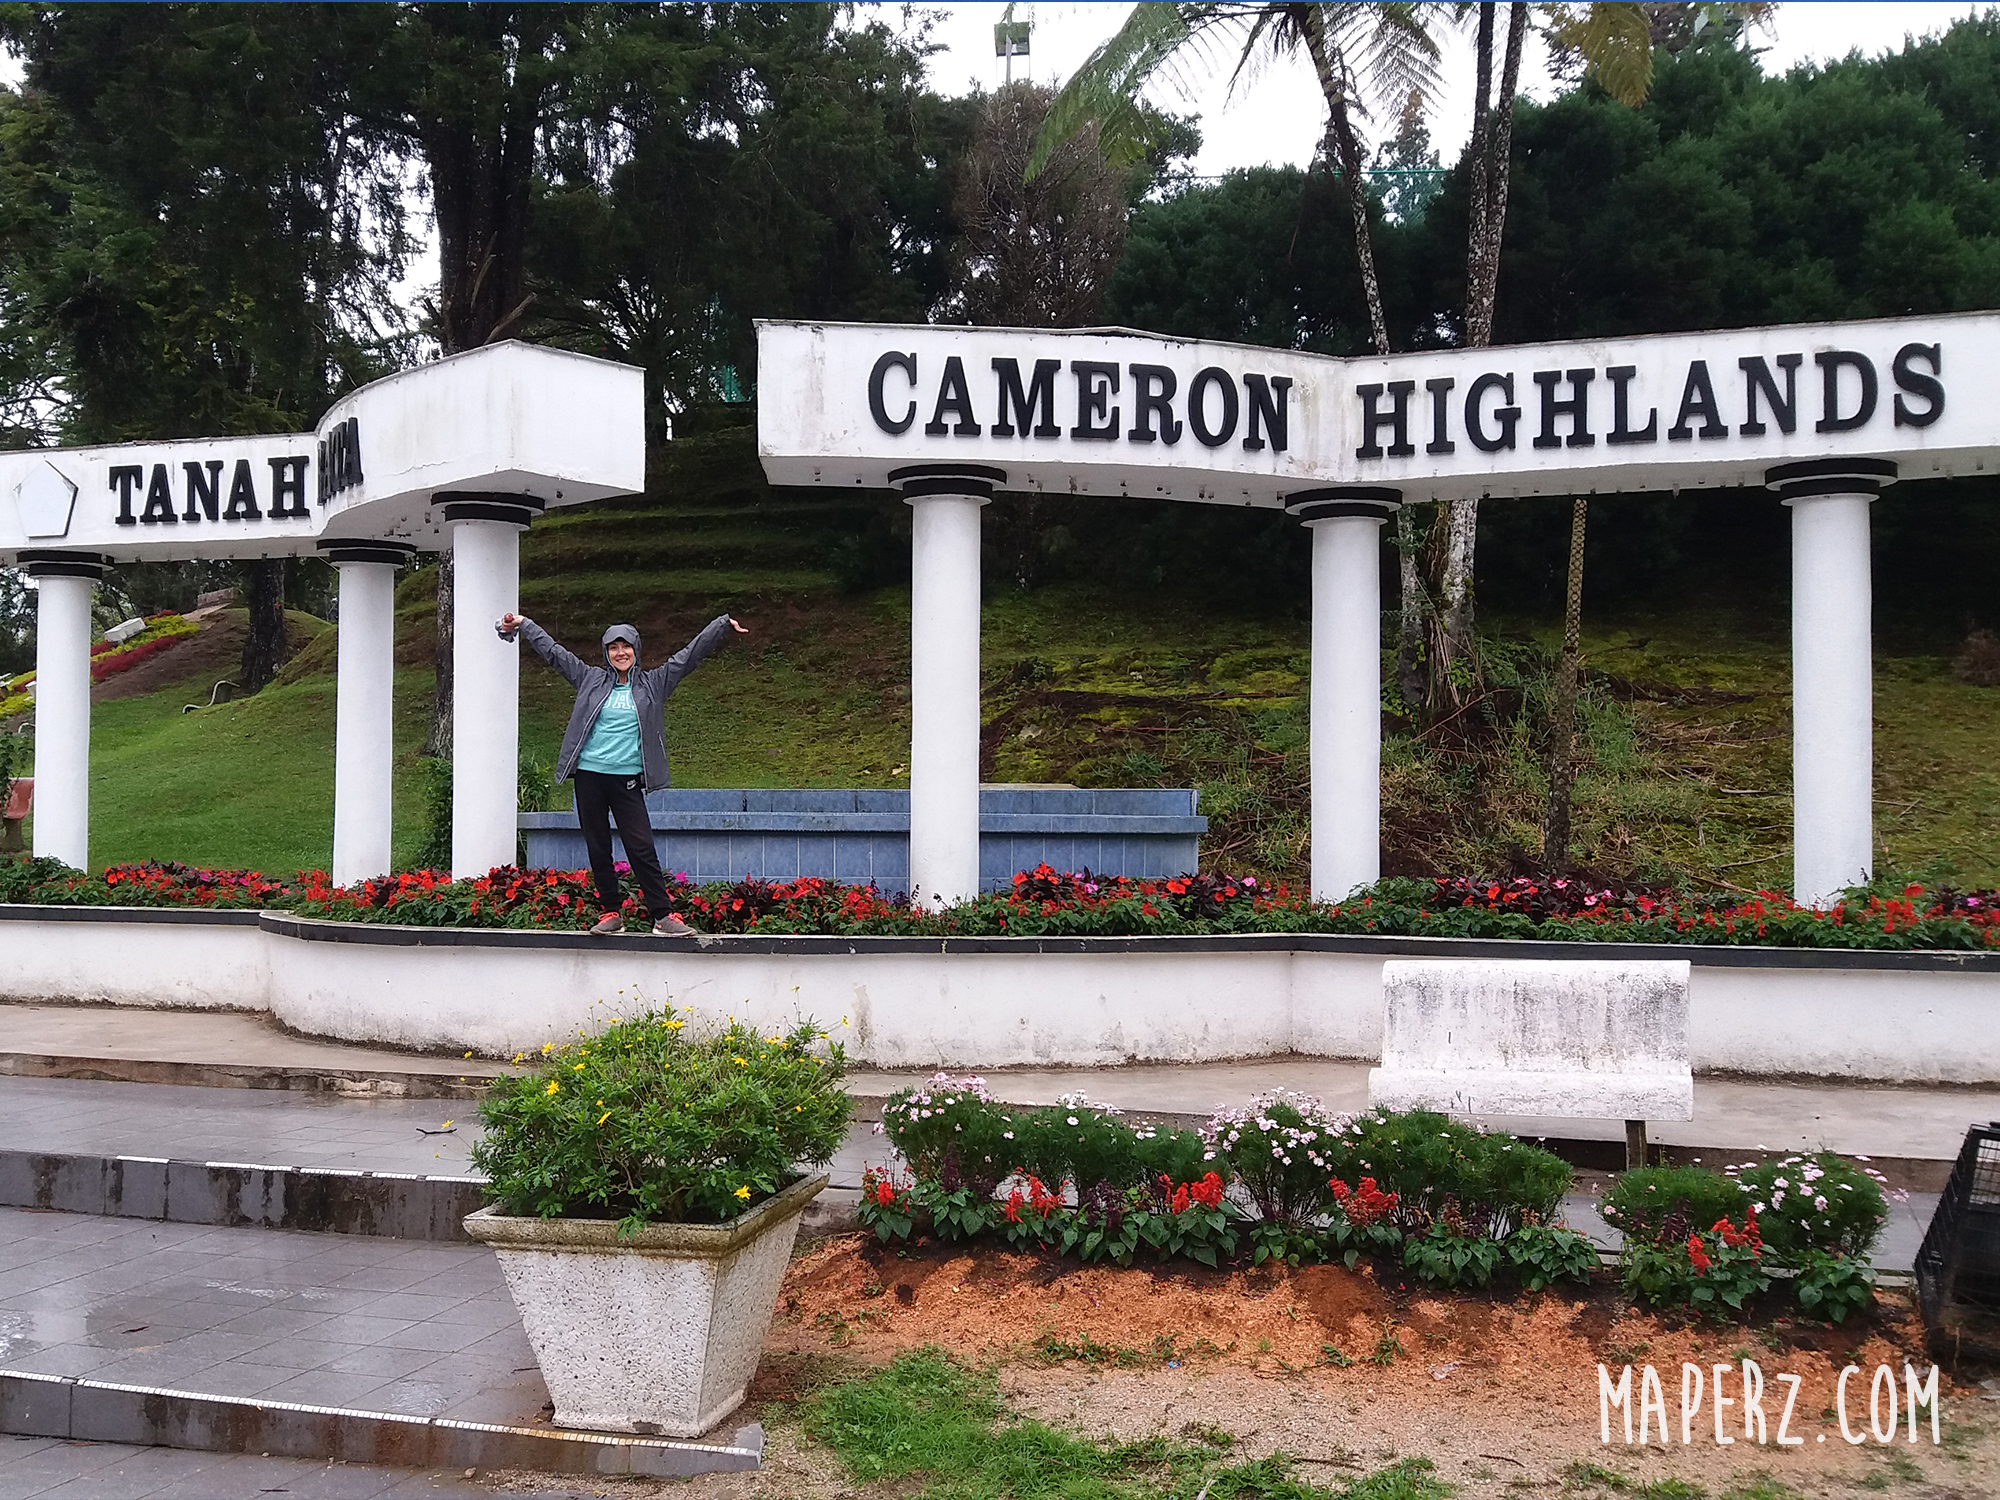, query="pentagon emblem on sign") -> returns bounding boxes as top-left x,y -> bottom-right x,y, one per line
14,459 -> 78,539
